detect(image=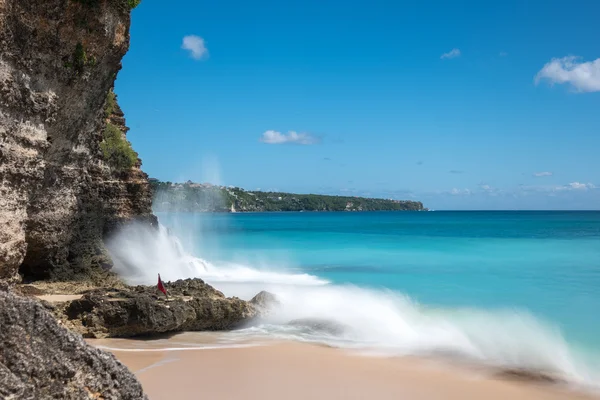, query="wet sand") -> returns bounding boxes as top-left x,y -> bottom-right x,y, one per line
92,336 -> 597,400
